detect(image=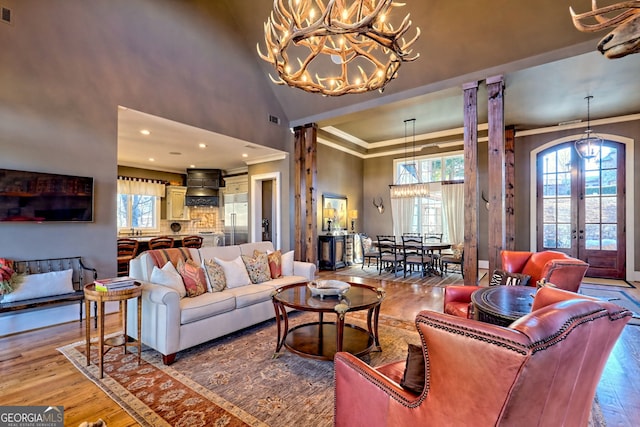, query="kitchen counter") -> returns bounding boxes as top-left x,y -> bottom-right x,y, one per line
118,232 -> 224,246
